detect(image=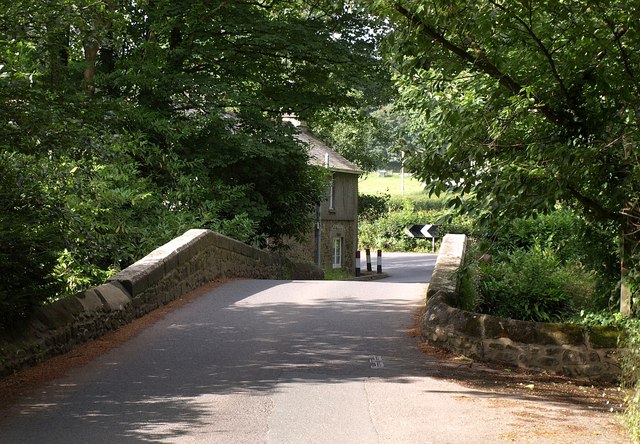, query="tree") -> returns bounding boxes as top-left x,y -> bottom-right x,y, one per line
305,103 -> 421,173
94,0 -> 387,240
0,0 -> 389,324
307,106 -> 395,172
377,0 -> 640,311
